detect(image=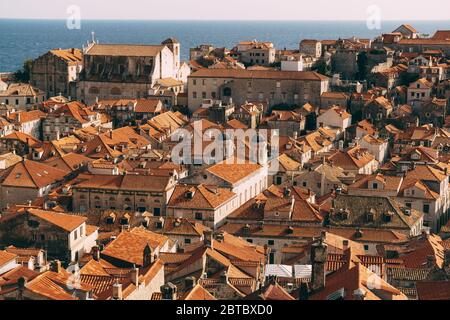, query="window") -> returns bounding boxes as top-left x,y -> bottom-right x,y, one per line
302,181 -> 307,187
192,91 -> 197,99
268,240 -> 275,246
193,80 -> 197,86
74,230 -> 78,240
202,92 -> 206,99
195,212 -> 203,220
423,204 -> 430,214
247,239 -> 253,243
153,208 -> 161,217
364,245 -> 369,251
40,234 -> 45,241
184,238 -> 191,244
211,92 -> 216,99
276,177 -> 282,185
405,202 -> 412,208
